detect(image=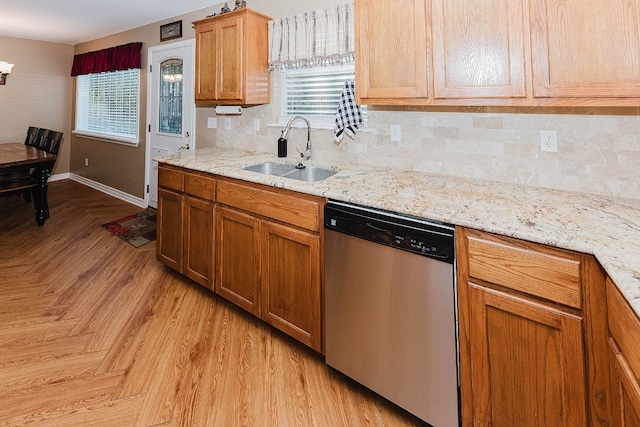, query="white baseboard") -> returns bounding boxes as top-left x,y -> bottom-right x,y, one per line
69,173 -> 146,208
49,172 -> 70,182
